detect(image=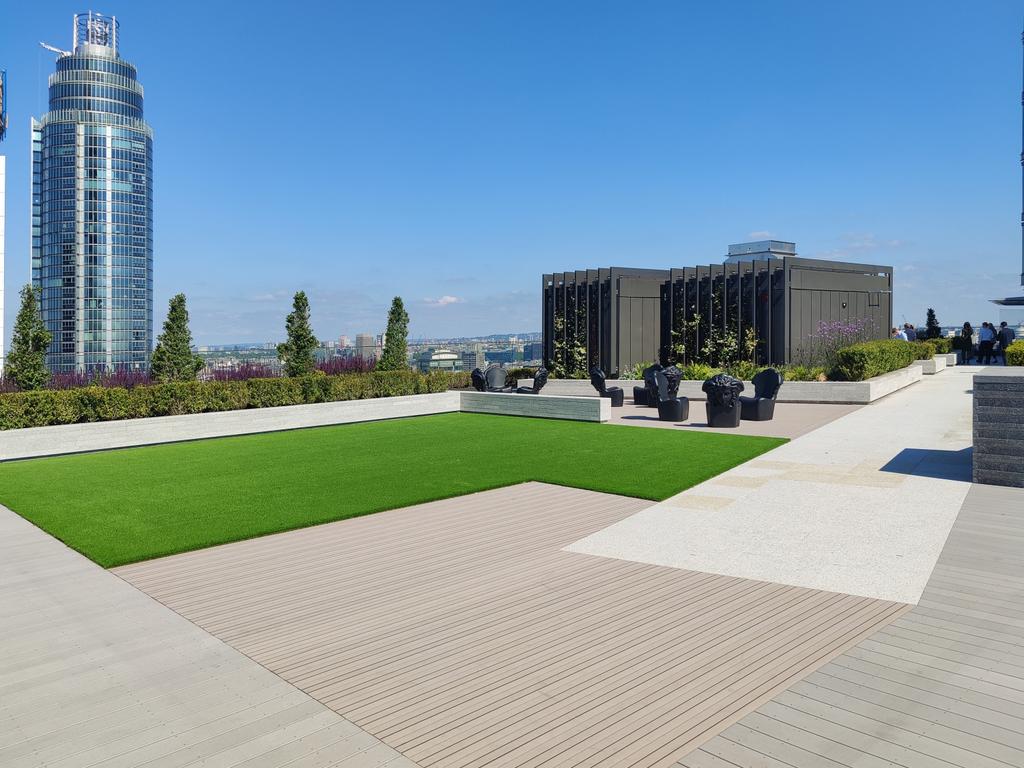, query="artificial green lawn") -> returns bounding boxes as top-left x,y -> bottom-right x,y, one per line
0,412 -> 785,567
